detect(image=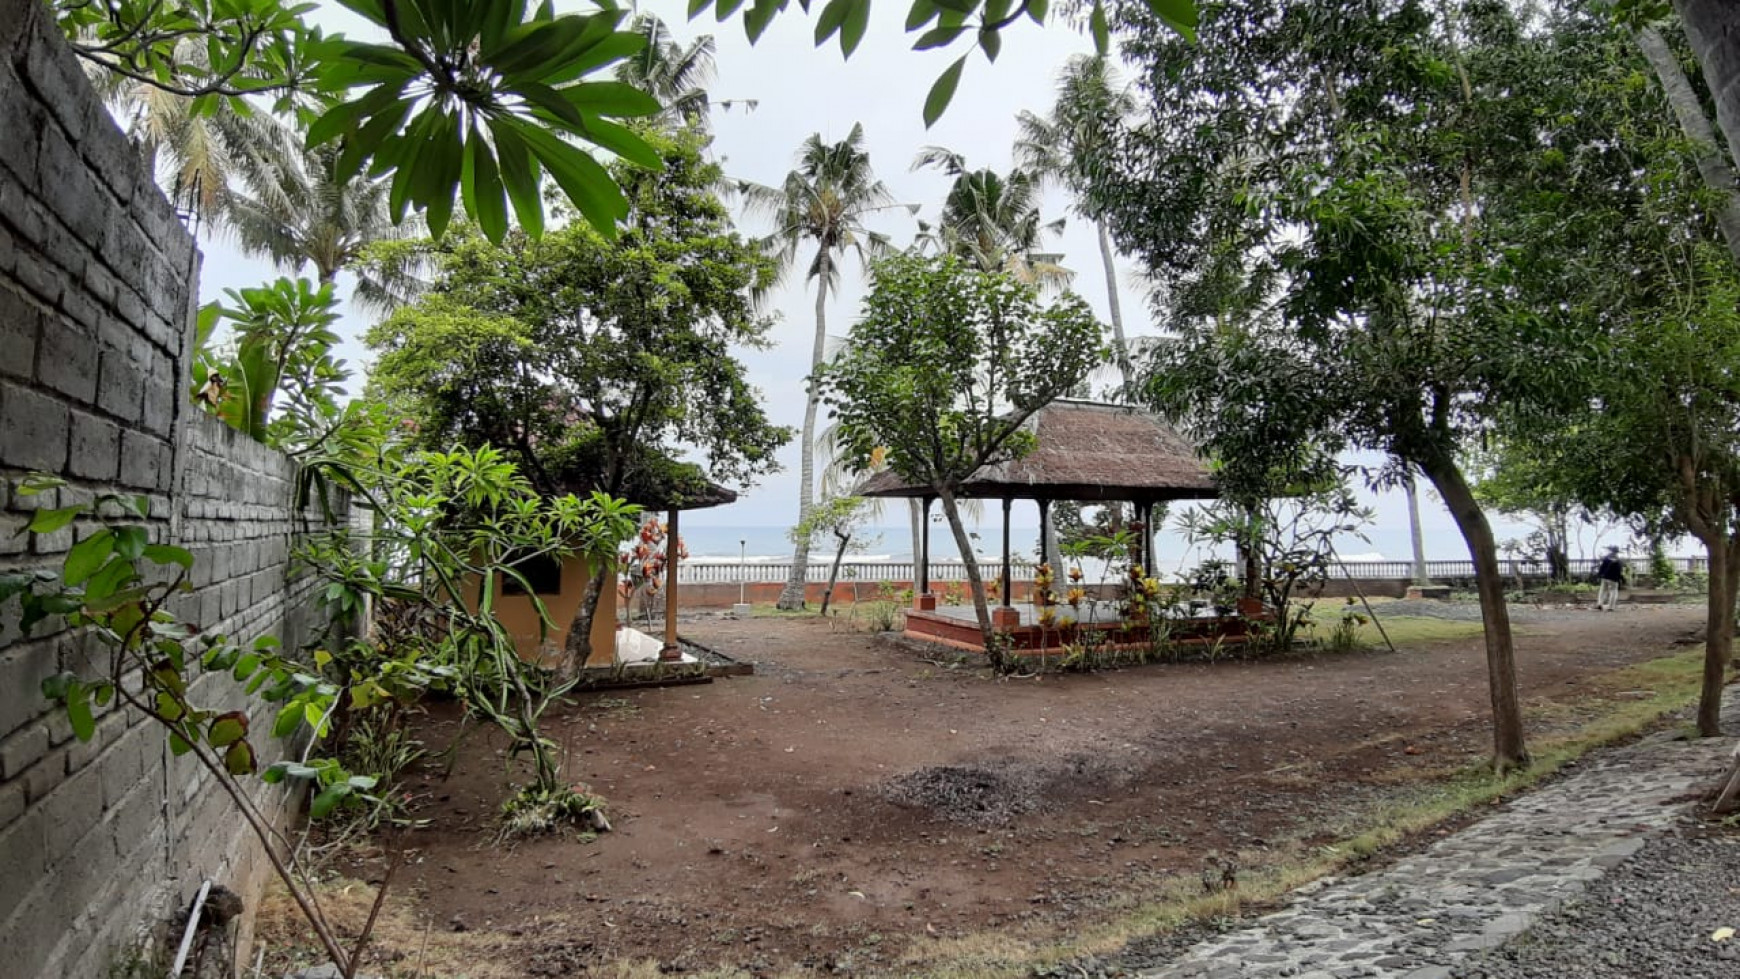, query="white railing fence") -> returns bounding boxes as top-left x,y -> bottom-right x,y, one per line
678,555 -> 1706,586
